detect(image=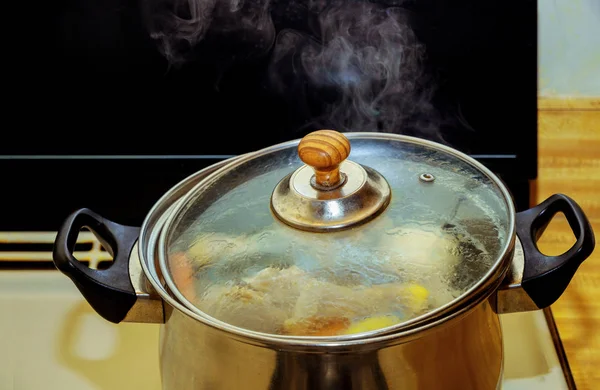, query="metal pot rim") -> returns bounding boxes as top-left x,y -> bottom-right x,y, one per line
139,132 -> 516,346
